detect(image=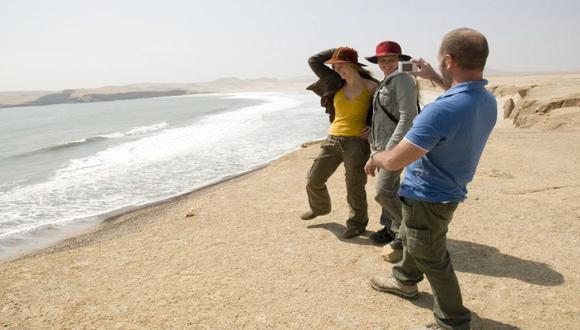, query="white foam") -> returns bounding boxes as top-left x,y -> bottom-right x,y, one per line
100,132 -> 124,139
125,121 -> 168,136
0,93 -> 311,241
